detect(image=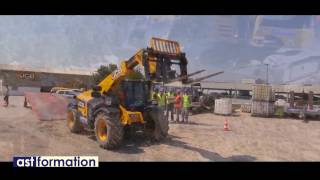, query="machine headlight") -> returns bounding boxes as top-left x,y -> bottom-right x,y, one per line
78,101 -> 85,108
105,97 -> 112,105
129,114 -> 138,119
